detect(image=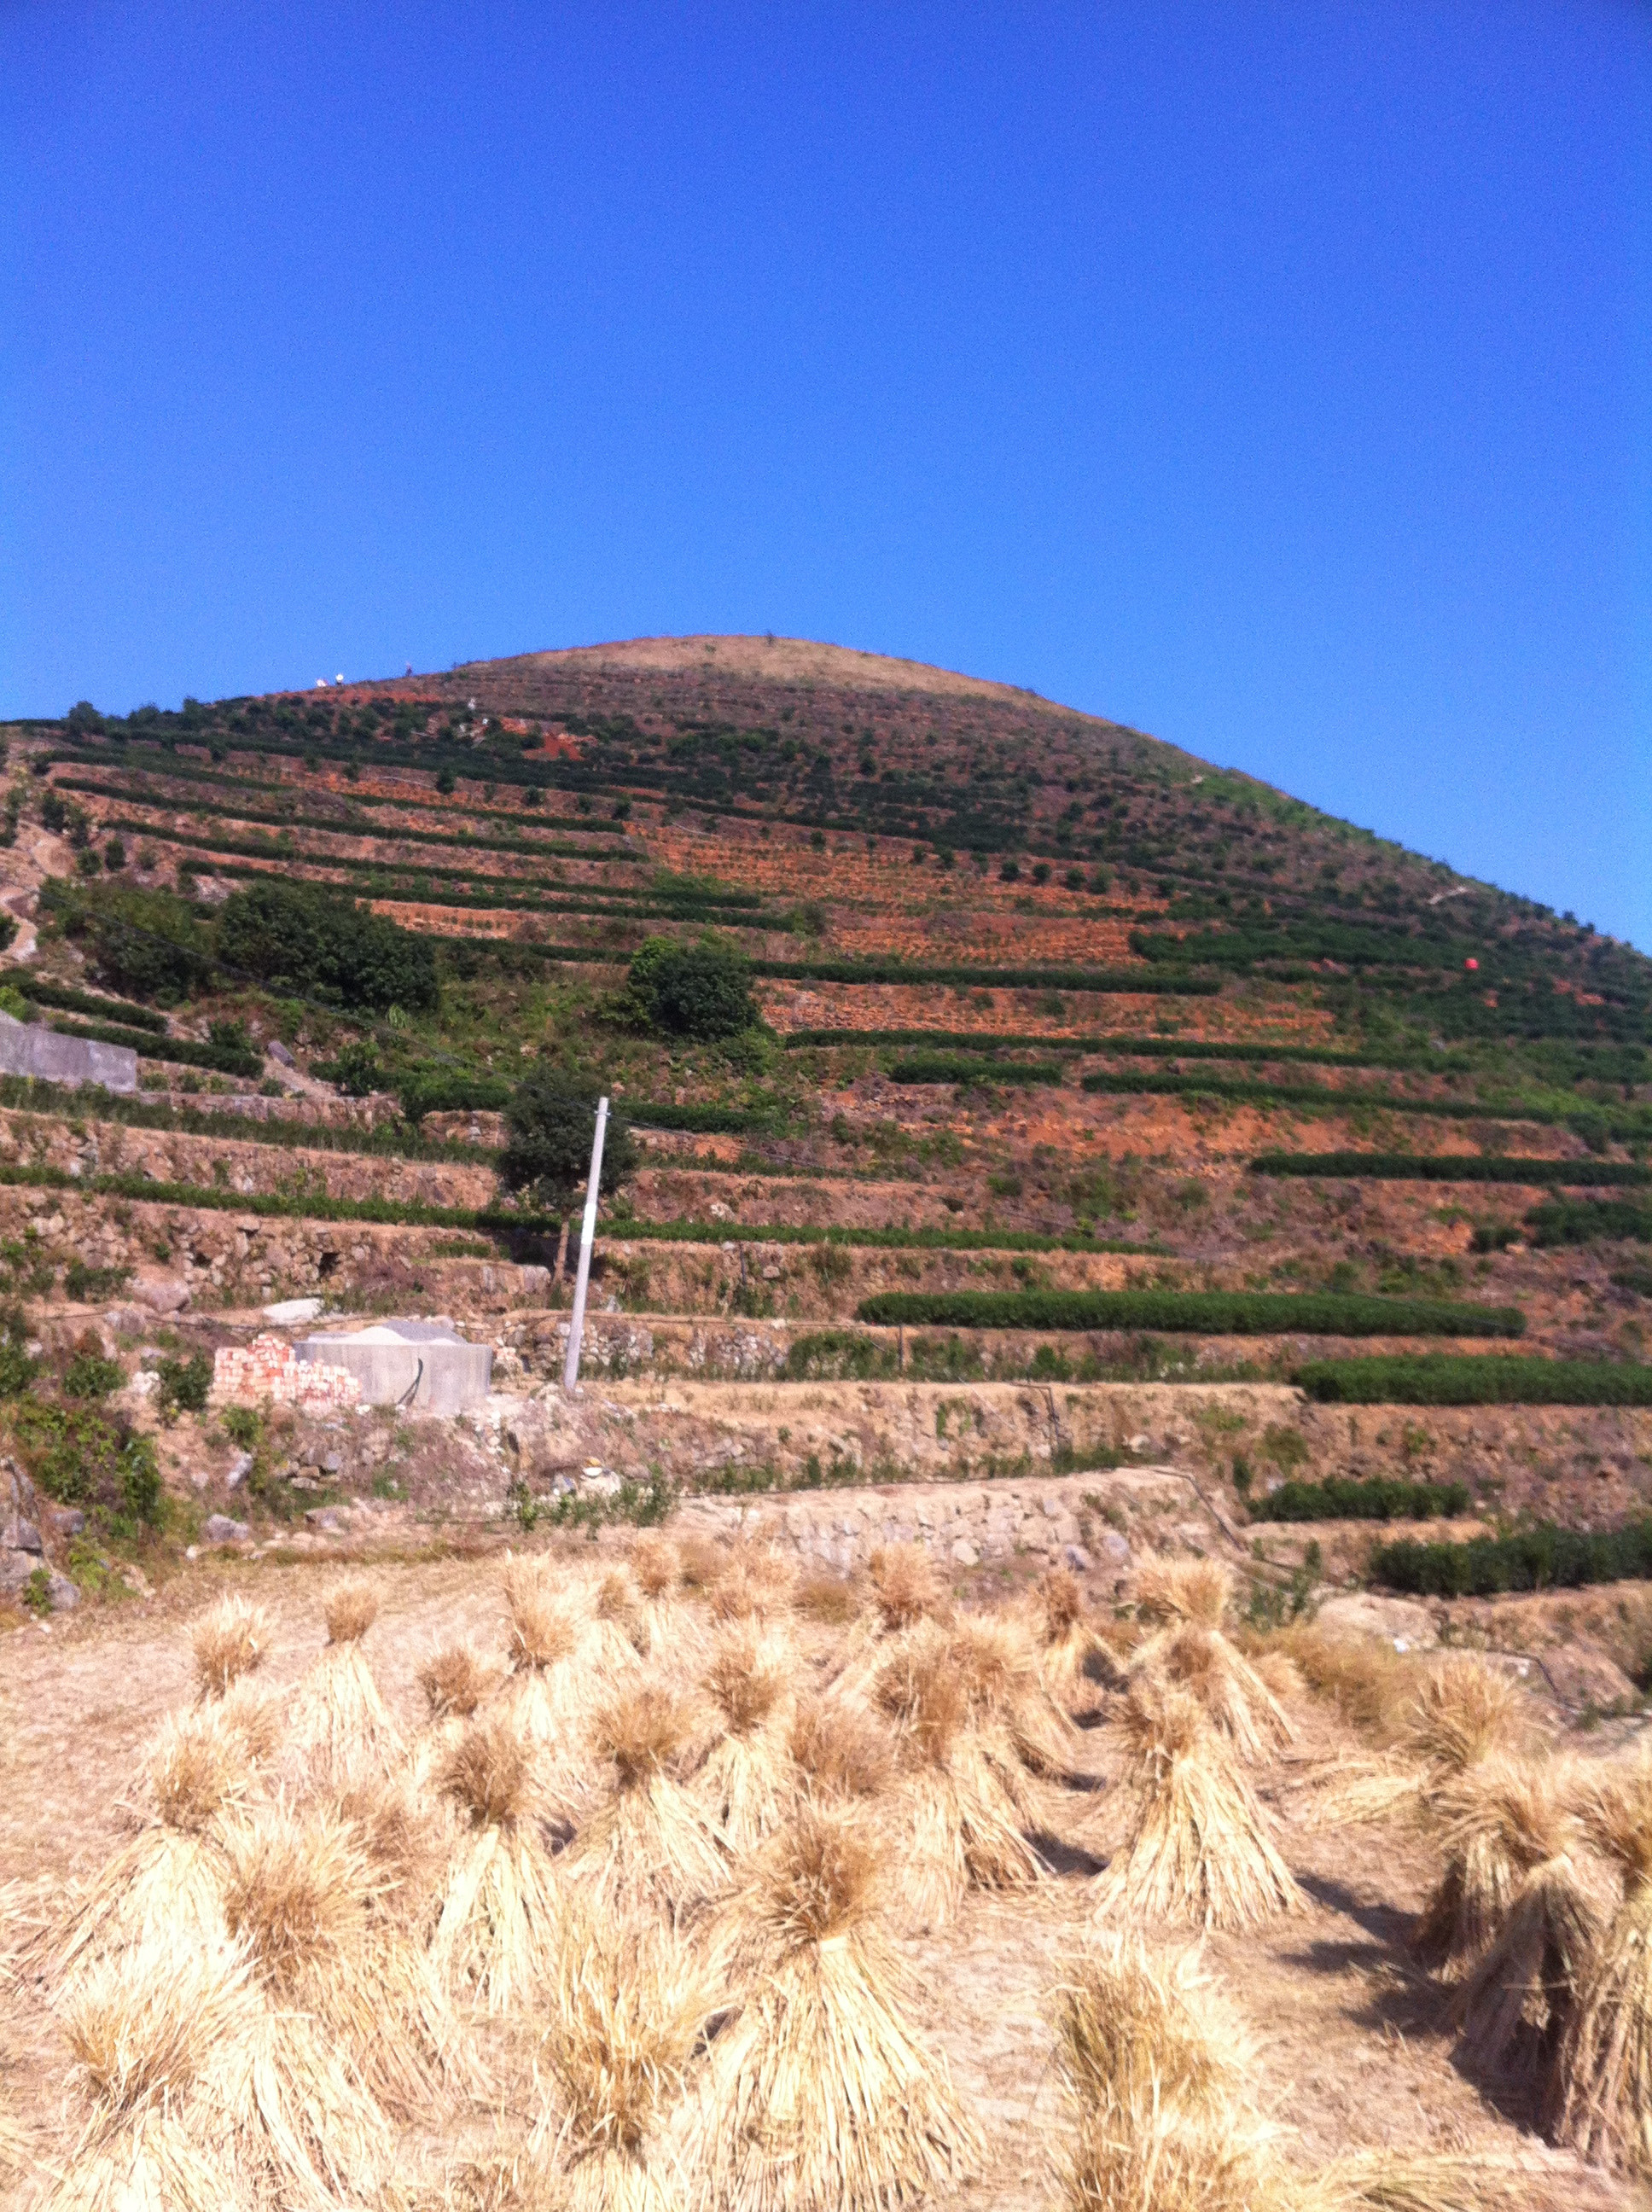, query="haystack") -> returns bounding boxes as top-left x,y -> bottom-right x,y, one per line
218,1804 -> 442,2181
286,1578 -> 401,1789
1444,1755 -> 1600,2081
1137,1619 -> 1294,1764
559,1685 -> 726,1919
788,1697 -> 894,1808
422,1641 -> 498,1725
873,1621 -> 1042,1927
433,1714 -> 560,2013
1092,1679 -> 1301,1930
1548,1754 -> 1652,2174
534,1898 -> 707,2212
708,1545 -> 798,1627
1053,1935 -> 1273,2212
1408,1664 -> 1546,1978
695,1627 -> 796,1853
692,1804 -> 980,2212
56,1704 -> 250,1974
503,1557 -> 591,1743
947,1610 -> 1077,1786
1024,1566 -> 1102,1713
1130,1554 -> 1233,1631
191,1594 -> 270,1701
48,1941 -> 254,2212
630,1533 -> 682,1601
866,1543 -> 944,1633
